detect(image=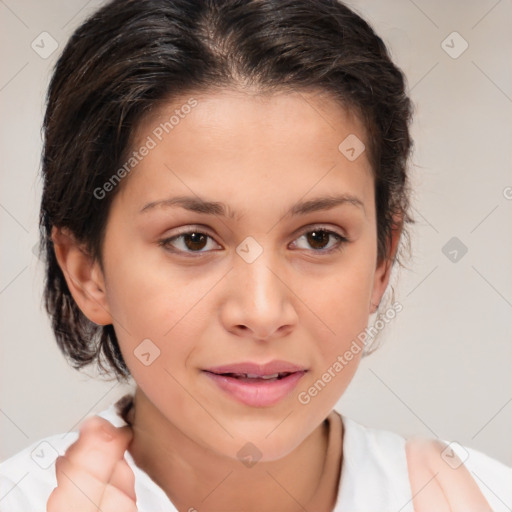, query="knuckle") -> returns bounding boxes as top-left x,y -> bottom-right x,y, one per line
79,415 -> 109,434
46,487 -> 68,512
54,455 -> 64,473
79,417 -> 131,445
